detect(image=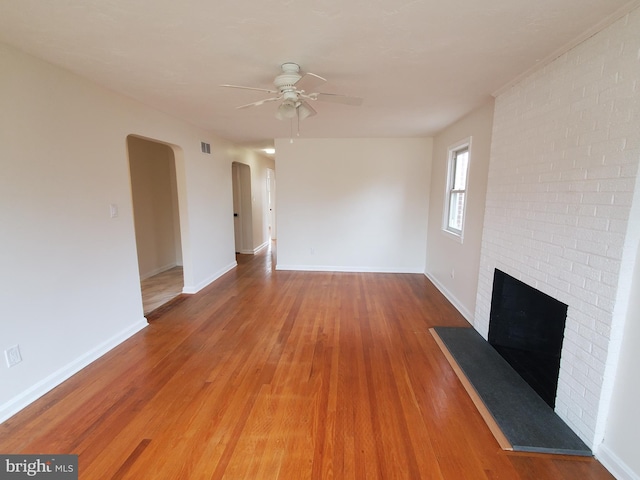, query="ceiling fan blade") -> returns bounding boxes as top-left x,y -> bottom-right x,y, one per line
294,72 -> 326,93
314,92 -> 363,106
220,84 -> 279,94
236,97 -> 280,109
297,100 -> 317,120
